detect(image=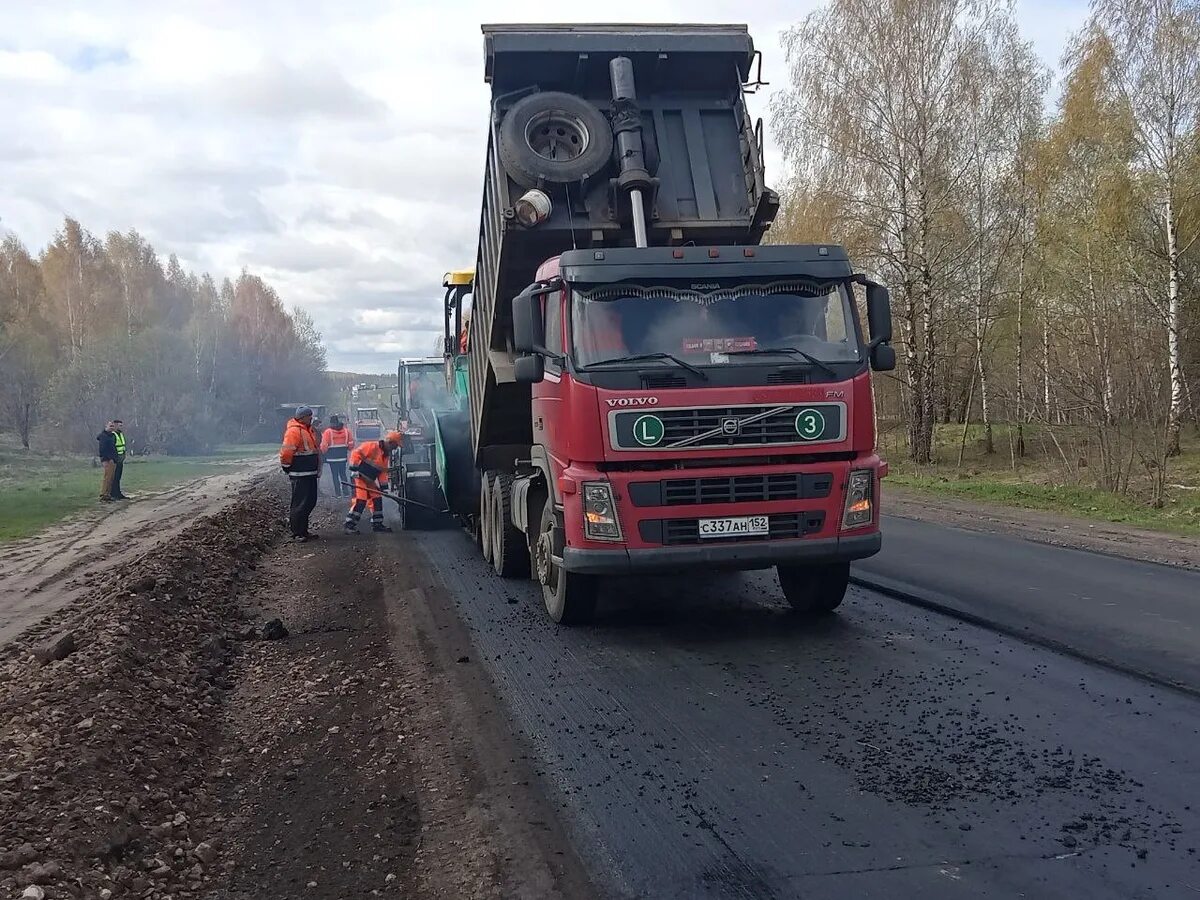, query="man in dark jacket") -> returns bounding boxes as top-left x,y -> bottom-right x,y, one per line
97,422 -> 118,502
